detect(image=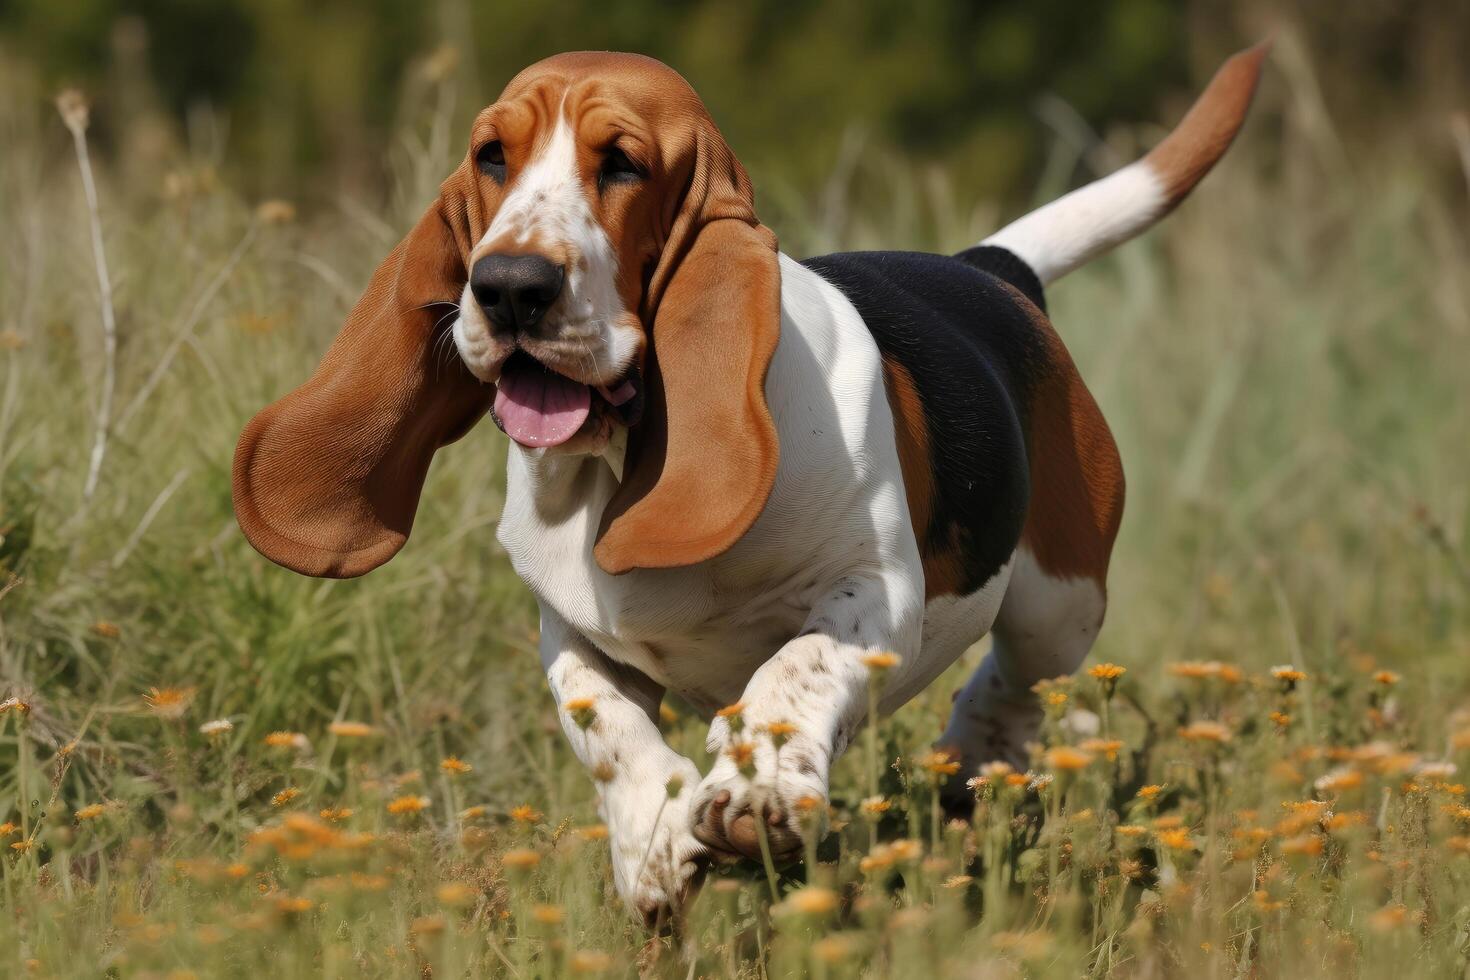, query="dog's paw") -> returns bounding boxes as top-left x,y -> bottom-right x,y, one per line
690,773 -> 812,865
605,763 -> 710,928
622,823 -> 708,930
